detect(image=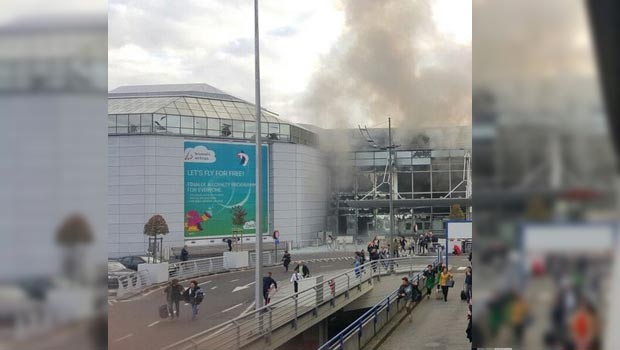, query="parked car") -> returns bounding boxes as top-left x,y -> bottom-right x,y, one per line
116,256 -> 149,271
115,256 -> 179,279
108,260 -> 134,290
